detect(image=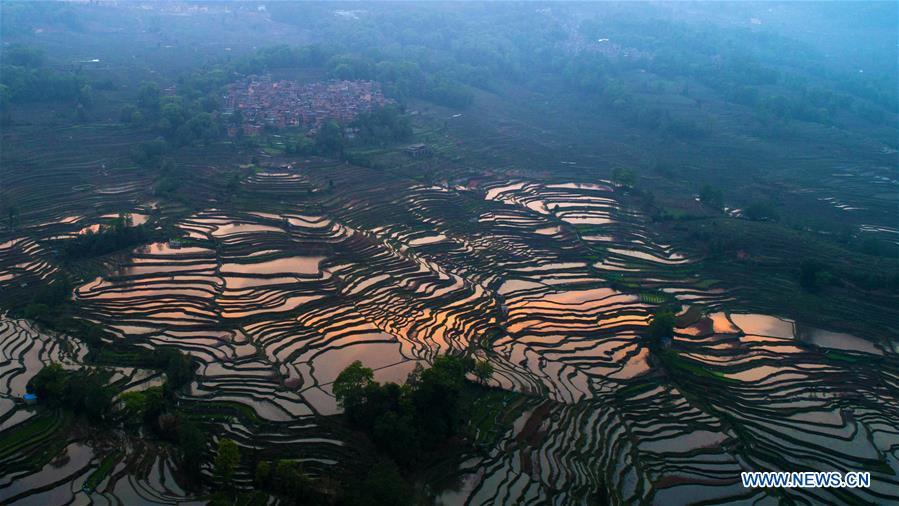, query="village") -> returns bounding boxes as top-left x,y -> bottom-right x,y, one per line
223,76 -> 391,137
